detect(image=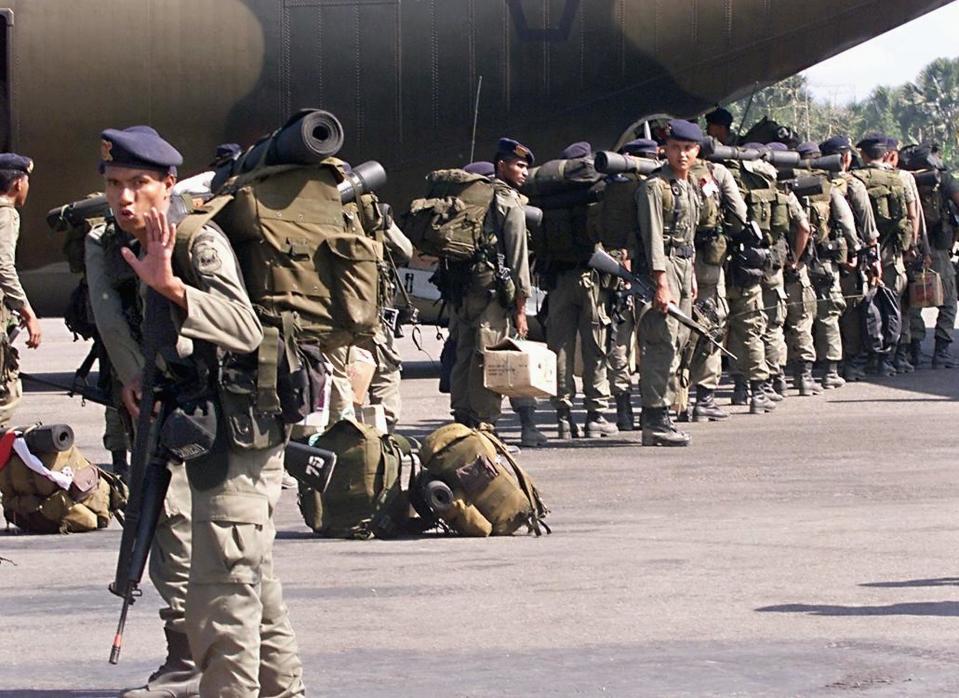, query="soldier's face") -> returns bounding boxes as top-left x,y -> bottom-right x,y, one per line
104,166 -> 175,237
706,123 -> 729,142
665,139 -> 700,173
10,175 -> 28,207
497,157 -> 528,188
